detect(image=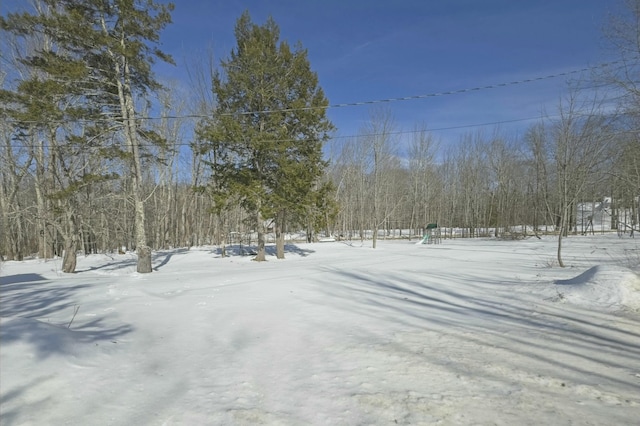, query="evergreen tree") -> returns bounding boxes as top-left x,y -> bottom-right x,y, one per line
199,11 -> 333,261
1,0 -> 174,272
1,2 -> 109,271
